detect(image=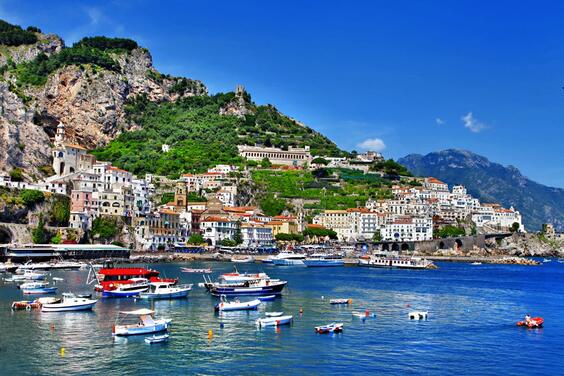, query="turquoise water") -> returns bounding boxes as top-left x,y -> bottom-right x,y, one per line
0,261 -> 563,375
